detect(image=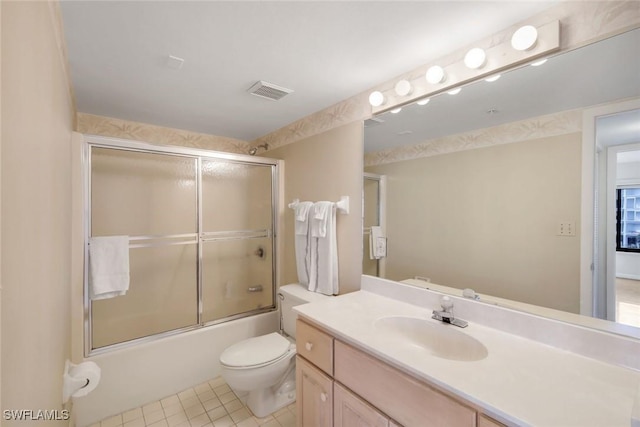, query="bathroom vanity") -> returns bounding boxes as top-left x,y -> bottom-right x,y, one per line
293,277 -> 640,427
296,319 -> 503,427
